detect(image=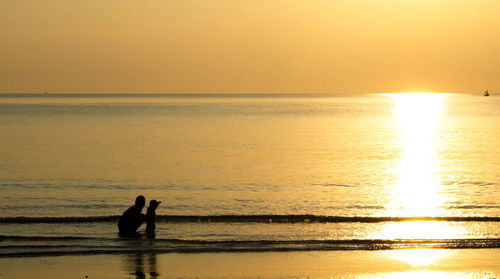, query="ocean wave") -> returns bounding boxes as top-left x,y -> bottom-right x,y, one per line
0,235 -> 100,241
1,237 -> 499,257
1,215 -> 499,224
